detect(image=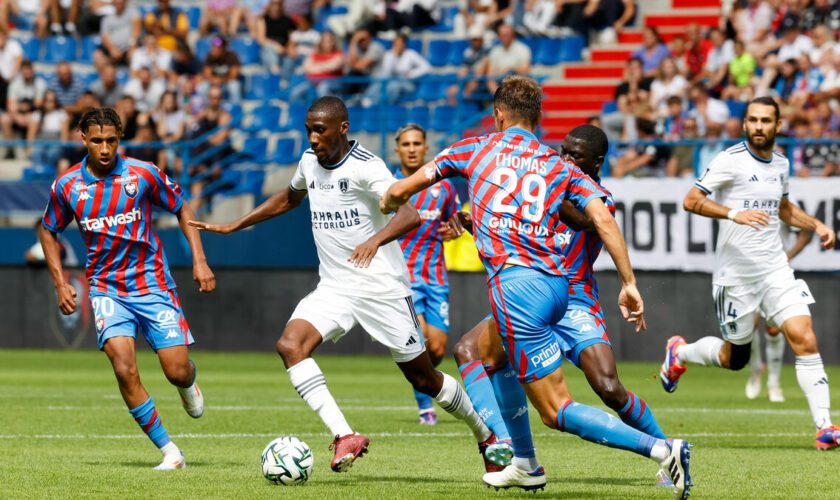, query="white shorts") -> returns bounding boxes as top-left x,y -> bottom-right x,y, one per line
289,286 -> 425,362
713,267 -> 814,345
